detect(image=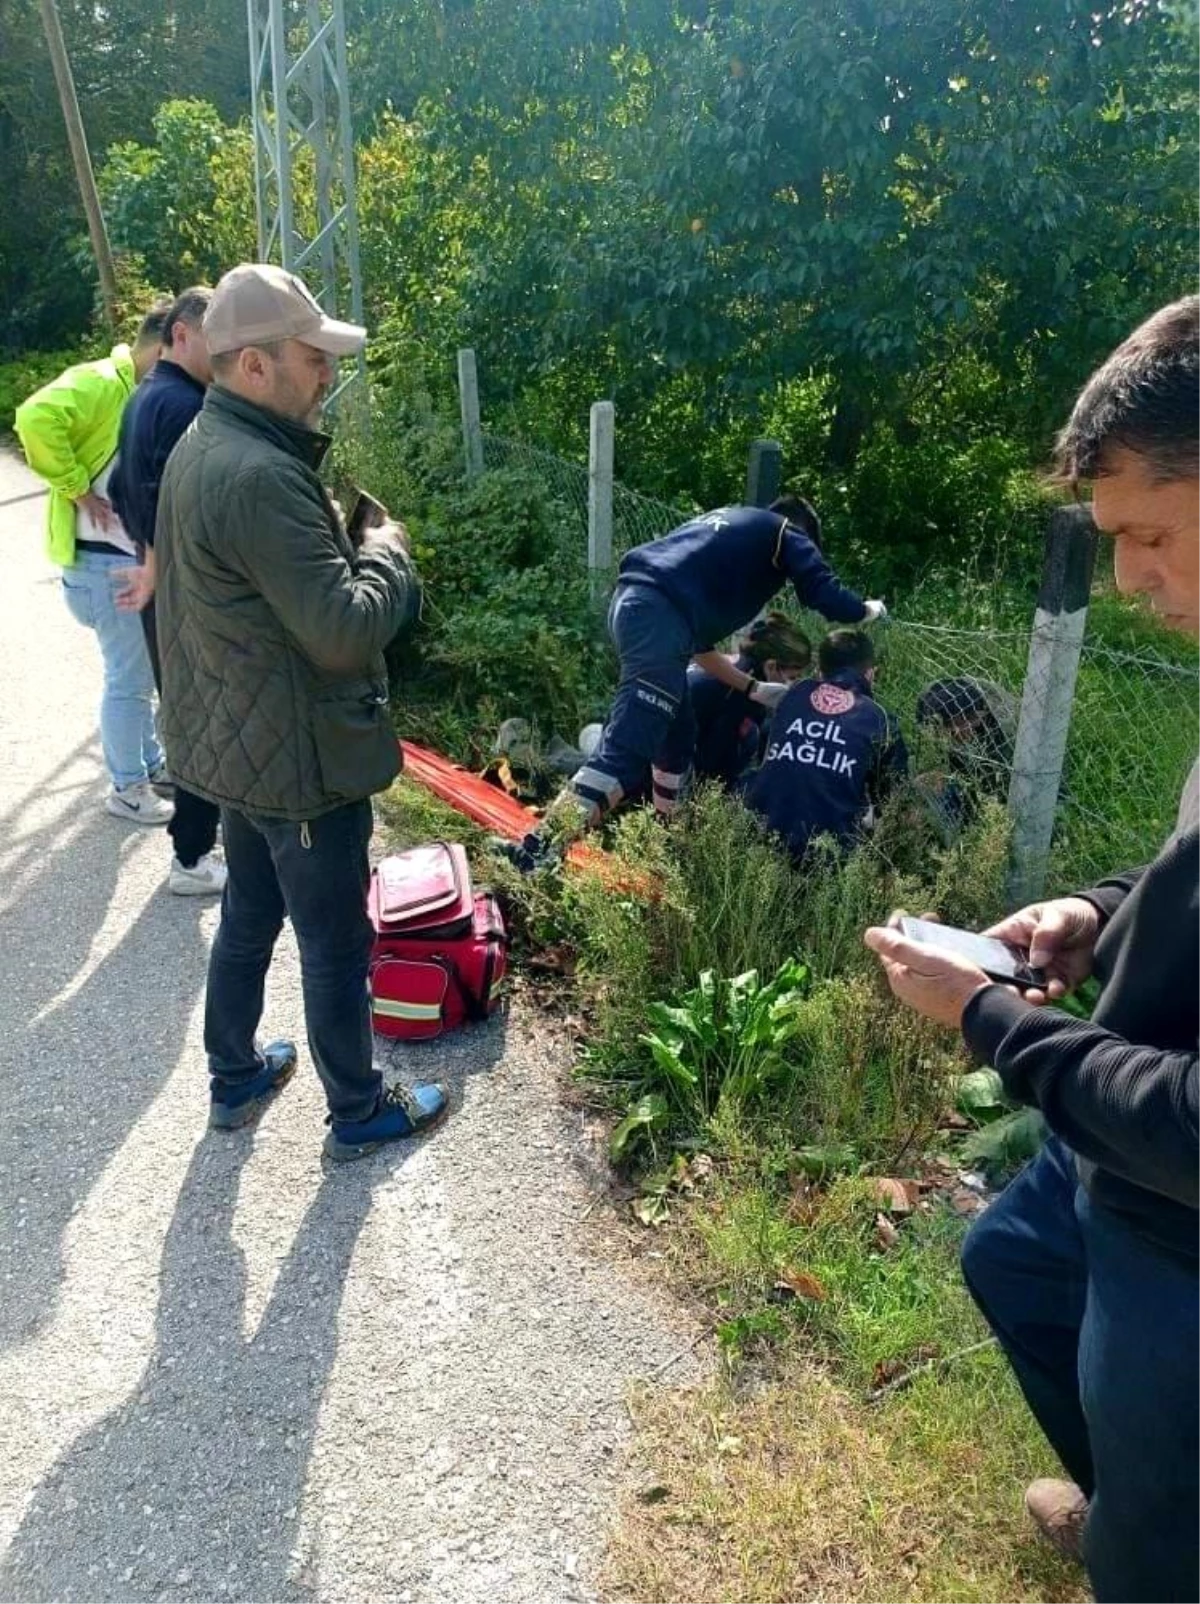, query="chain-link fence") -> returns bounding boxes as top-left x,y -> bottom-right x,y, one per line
866,618 -> 1196,890
612,479 -> 691,559
481,428 -> 689,568
1056,639 -> 1196,883
461,363 -> 1197,897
